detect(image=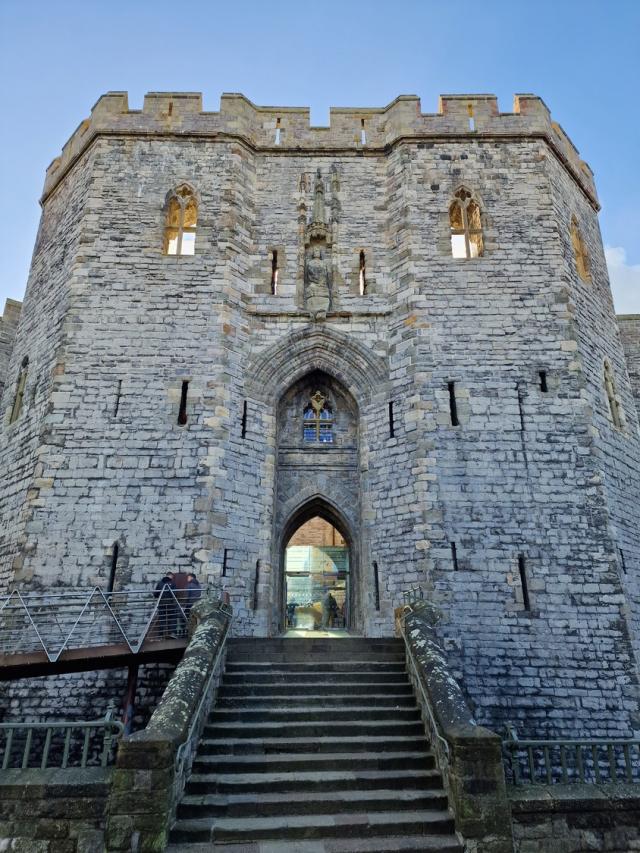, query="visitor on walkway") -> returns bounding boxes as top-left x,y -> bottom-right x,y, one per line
321,591 -> 338,629
185,572 -> 202,618
154,571 -> 177,637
